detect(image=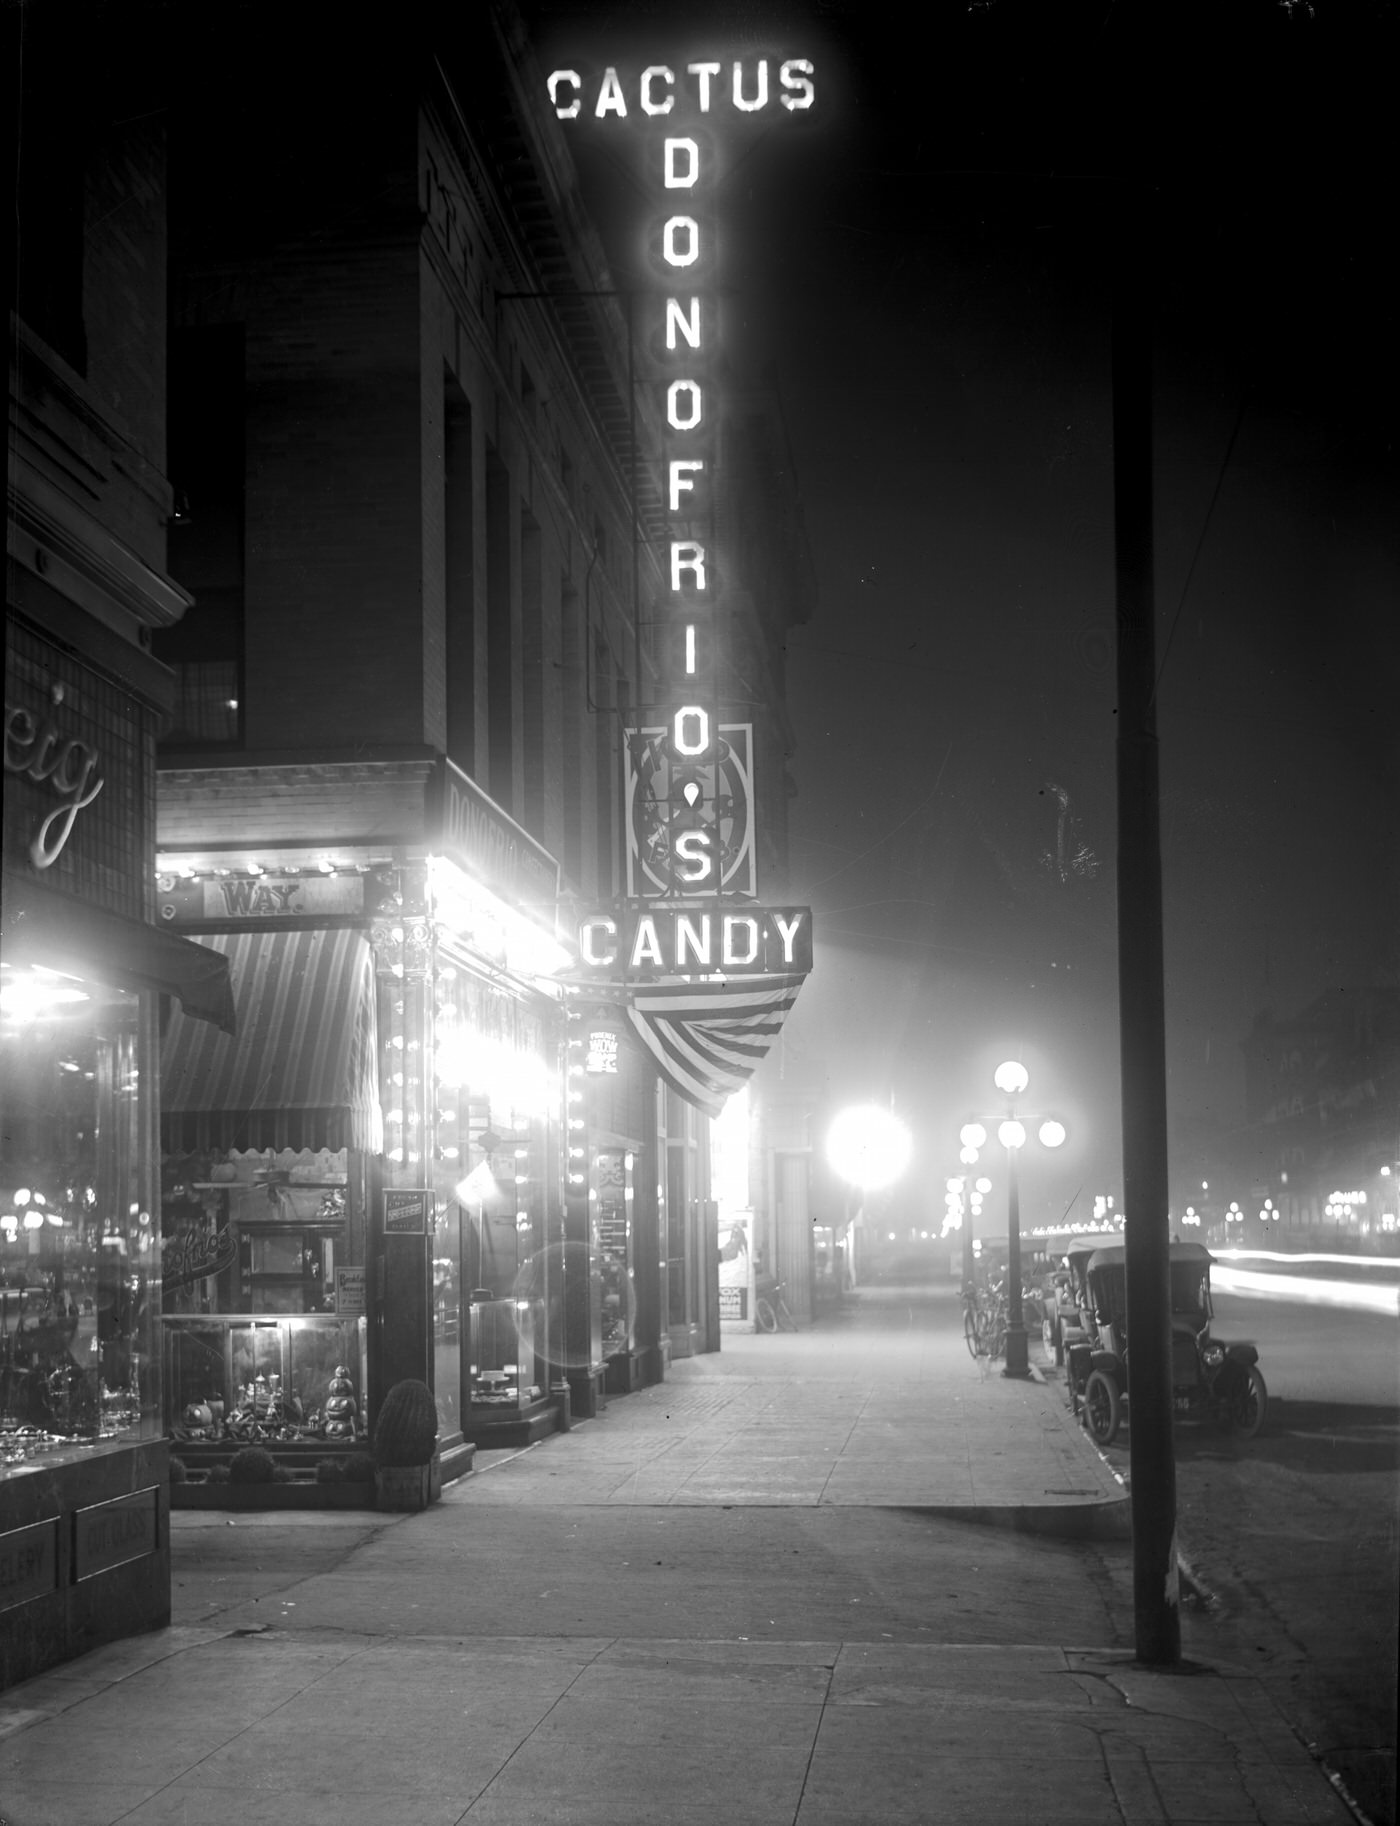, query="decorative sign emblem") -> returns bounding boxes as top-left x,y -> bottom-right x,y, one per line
625,722 -> 753,897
